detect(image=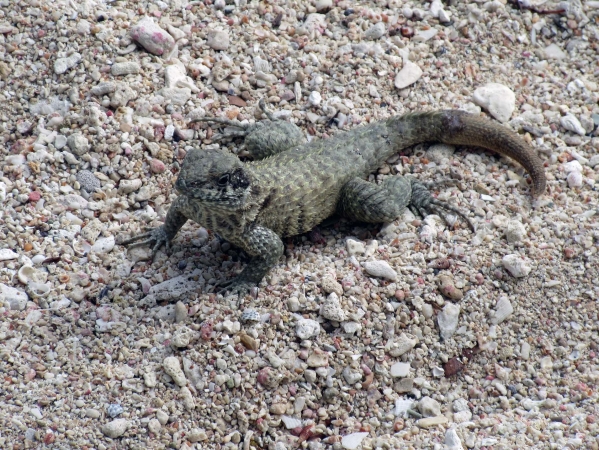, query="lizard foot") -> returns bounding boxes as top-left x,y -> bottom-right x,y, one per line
409,180 -> 475,231
216,277 -> 255,298
119,226 -> 172,261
